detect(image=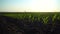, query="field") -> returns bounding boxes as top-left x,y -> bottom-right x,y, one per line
0,12 -> 60,34
0,12 -> 60,23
